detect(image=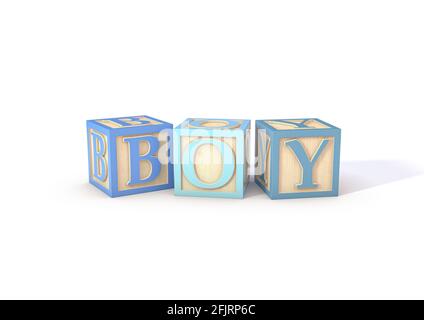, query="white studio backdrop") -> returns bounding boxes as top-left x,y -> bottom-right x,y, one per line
0,1 -> 423,299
